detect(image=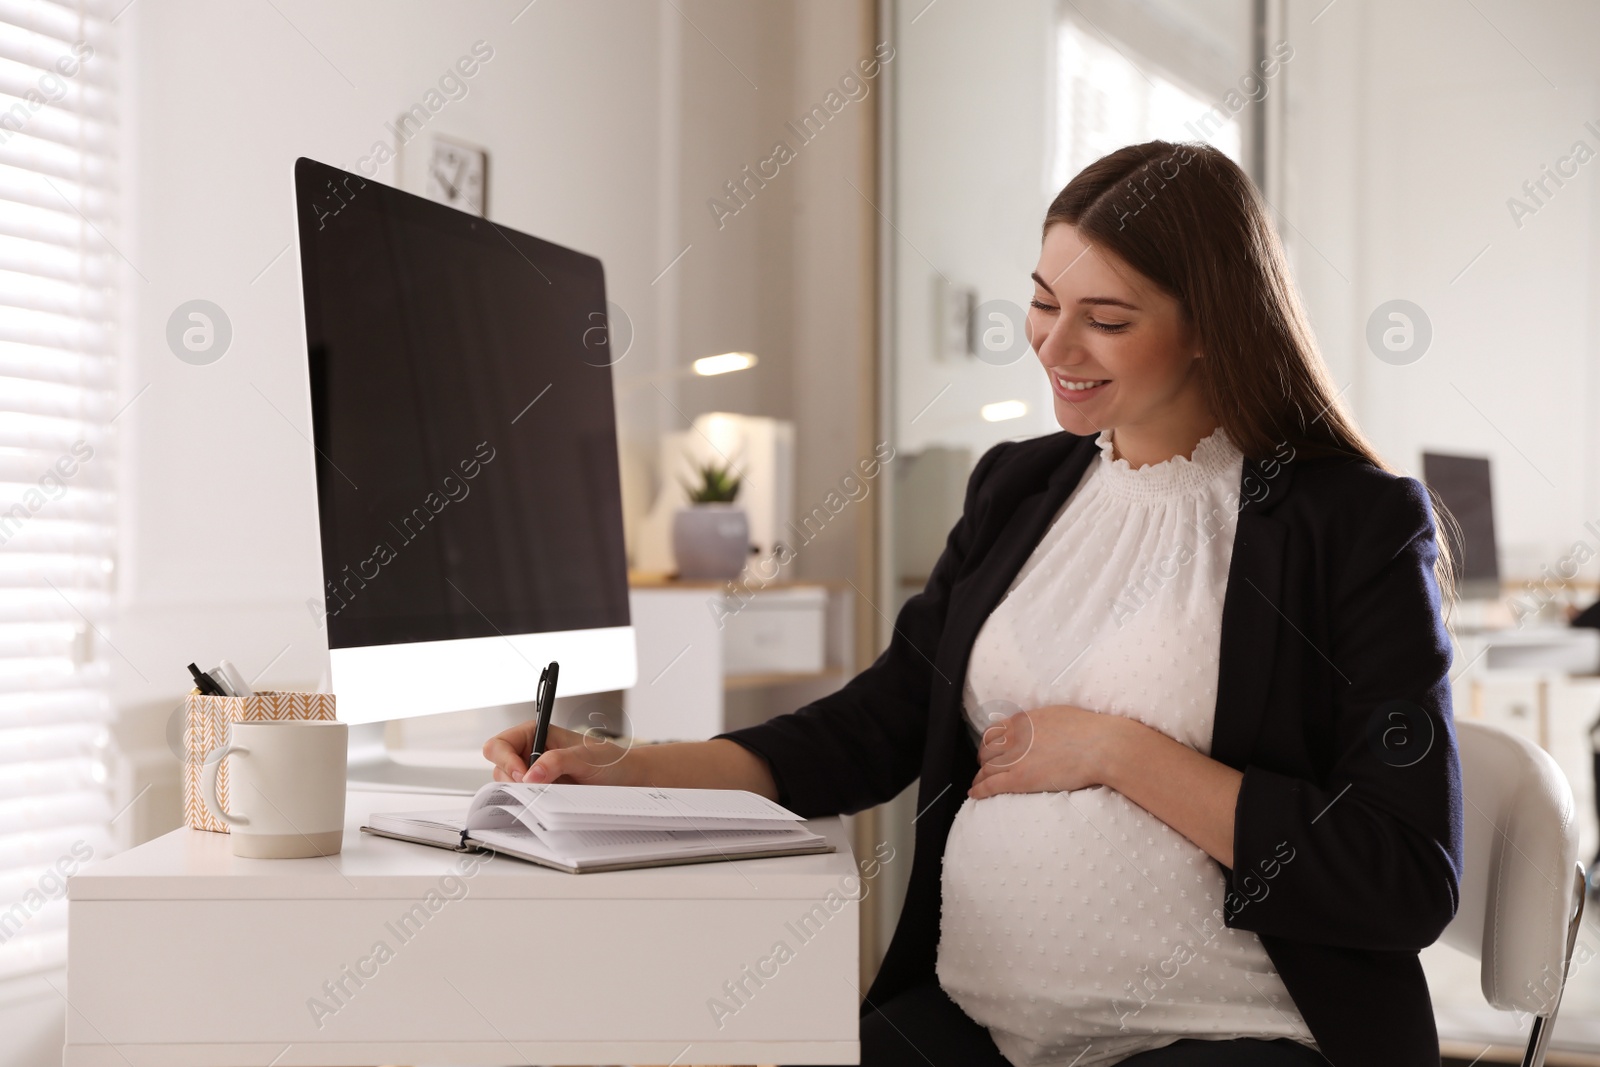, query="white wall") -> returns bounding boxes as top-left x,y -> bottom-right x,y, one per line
1283,0 -> 1600,589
